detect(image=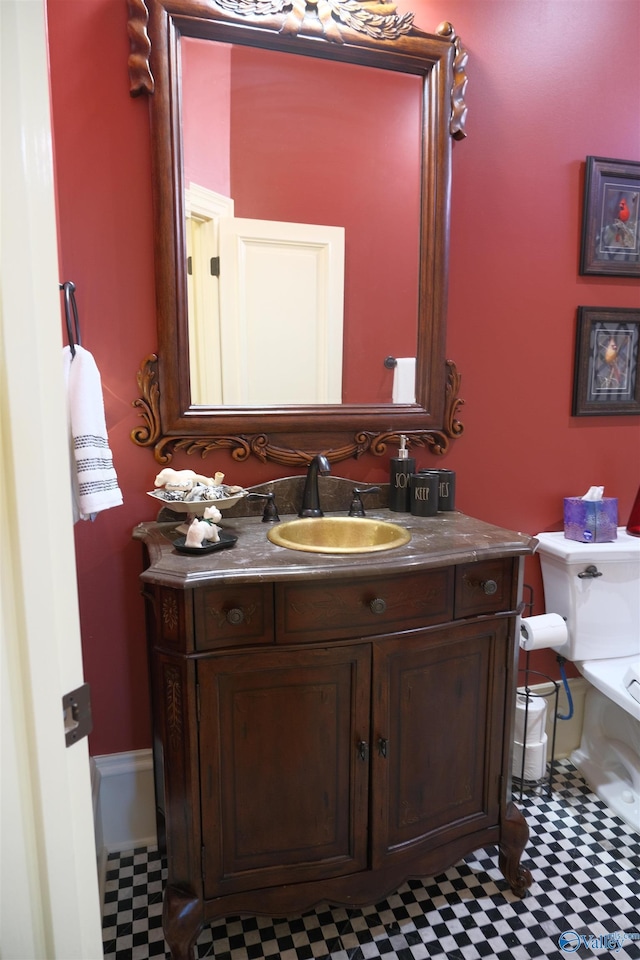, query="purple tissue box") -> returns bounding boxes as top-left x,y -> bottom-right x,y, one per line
563,497 -> 618,543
